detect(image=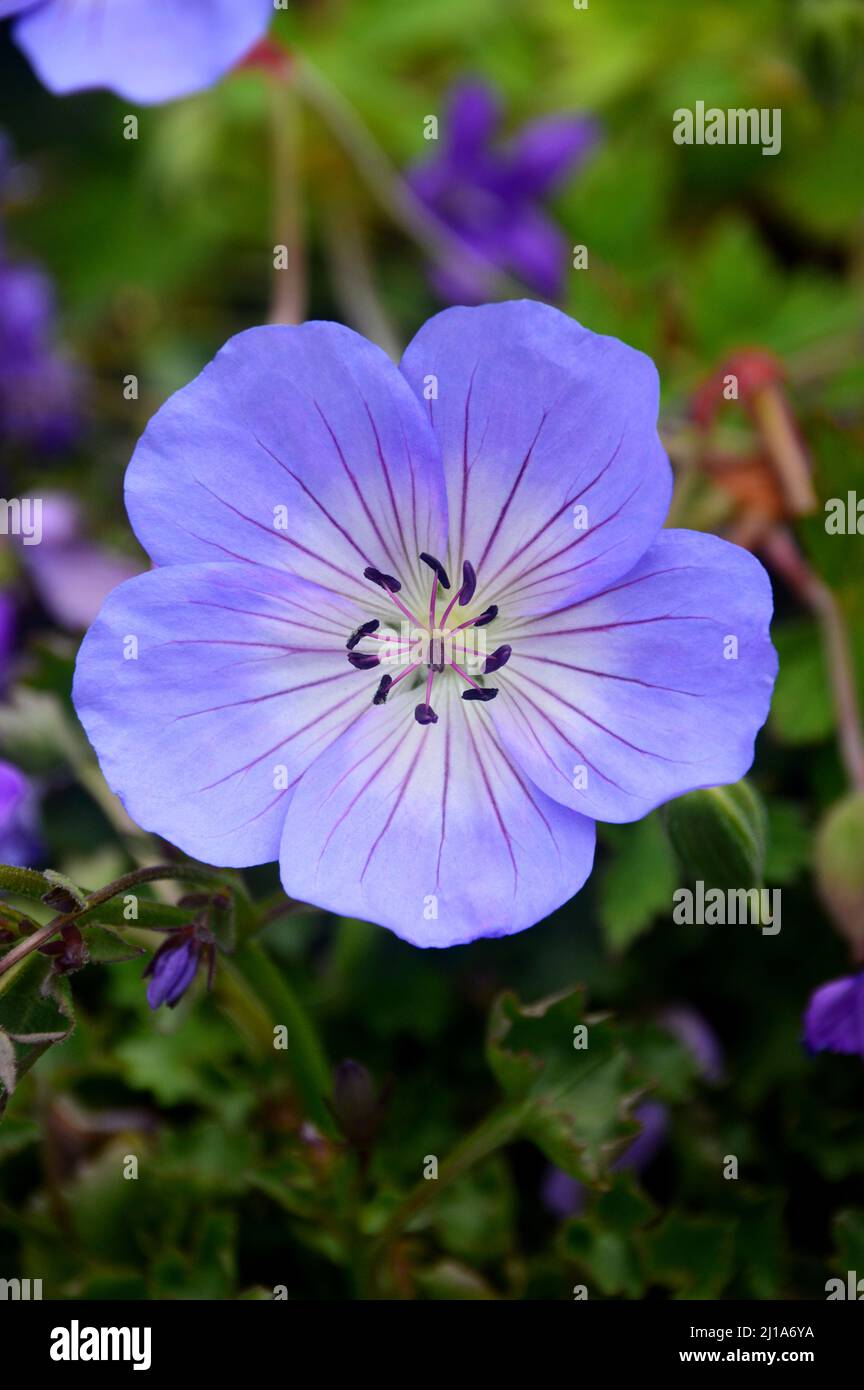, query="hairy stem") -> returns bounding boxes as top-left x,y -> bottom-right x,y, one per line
762,524 -> 864,792
363,1102 -> 523,1296
0,863 -> 247,980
